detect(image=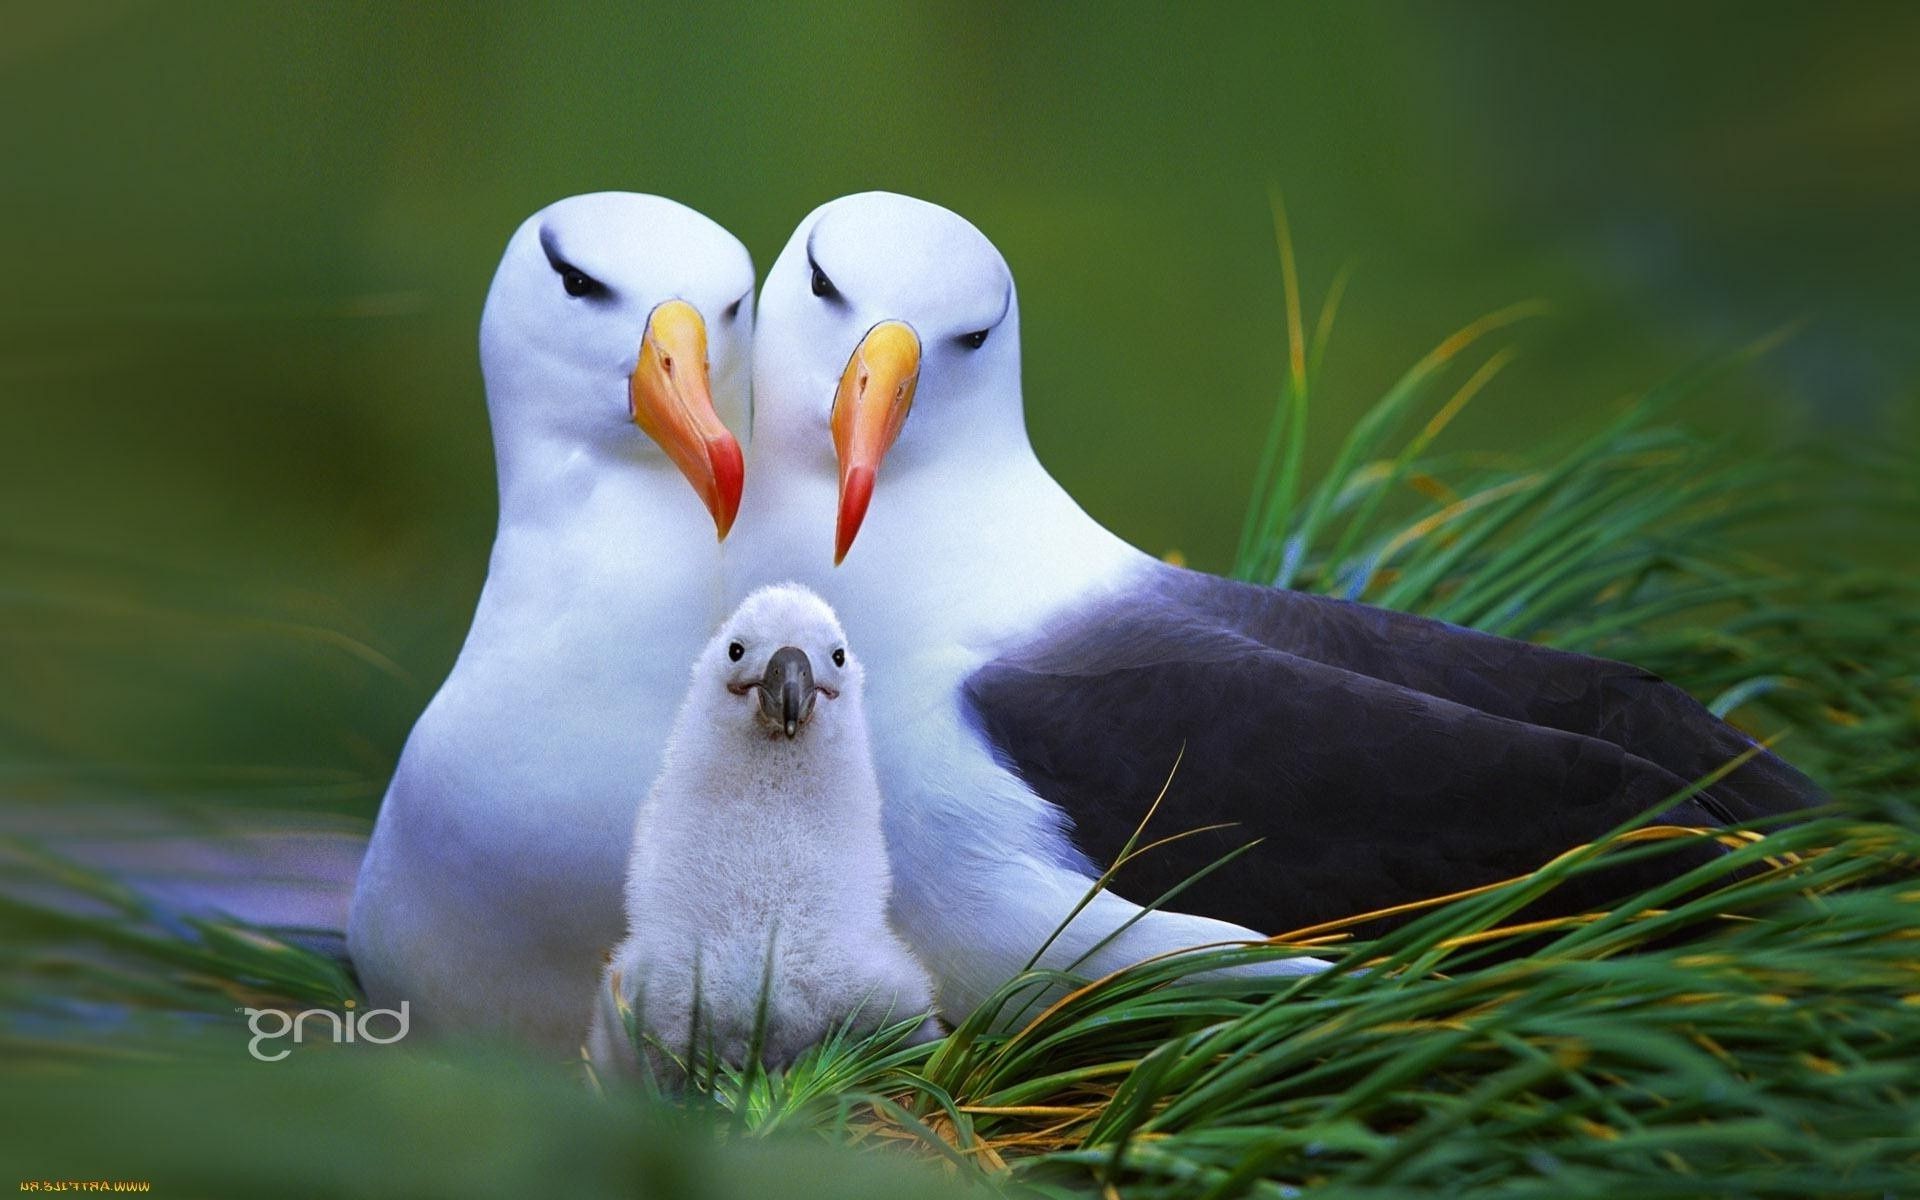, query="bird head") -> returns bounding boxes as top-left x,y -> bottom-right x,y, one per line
751,192 -> 1023,563
480,192 -> 751,538
707,583 -> 860,742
